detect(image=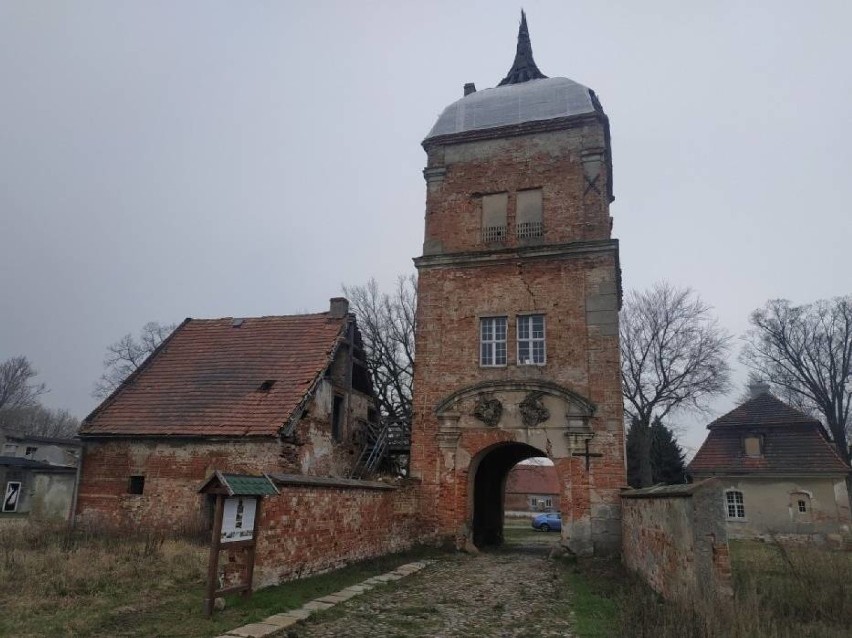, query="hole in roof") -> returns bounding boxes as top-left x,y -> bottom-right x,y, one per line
232,318 -> 244,327
258,380 -> 276,392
